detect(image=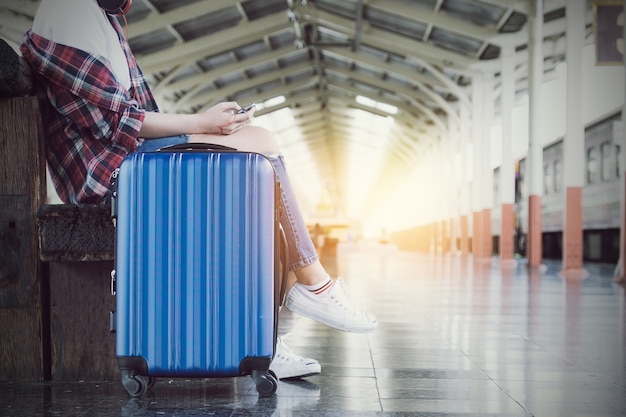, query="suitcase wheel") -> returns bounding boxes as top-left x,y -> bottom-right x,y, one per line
121,370 -> 151,397
252,369 -> 278,397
